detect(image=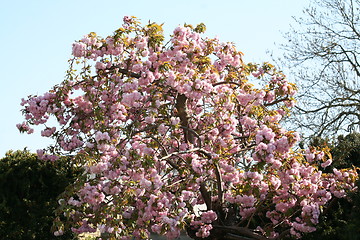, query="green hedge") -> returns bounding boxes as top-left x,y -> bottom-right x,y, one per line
0,149 -> 81,239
